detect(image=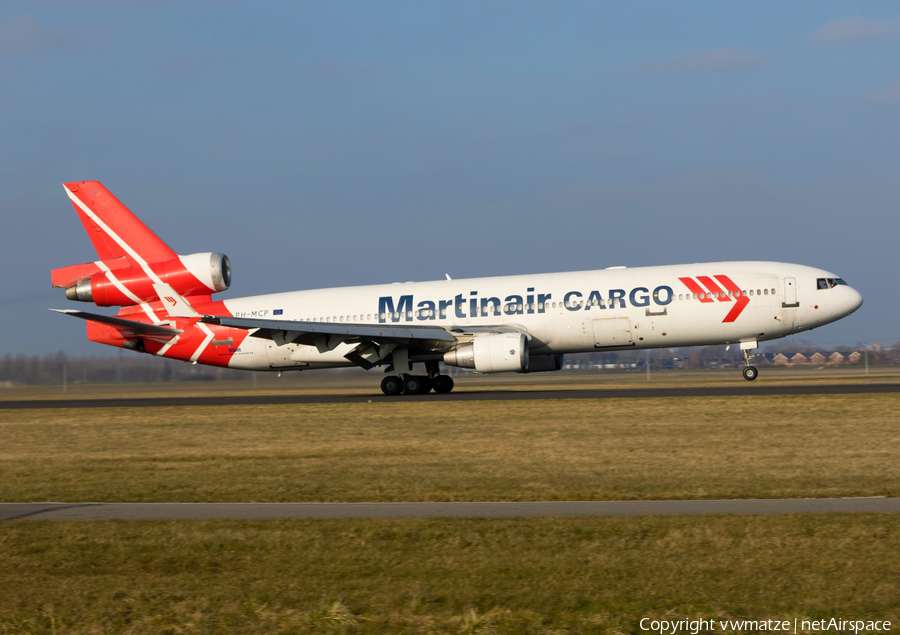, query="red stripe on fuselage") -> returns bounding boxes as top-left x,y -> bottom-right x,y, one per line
679,277 -> 714,302
714,275 -> 751,323
696,276 -> 731,302
108,297 -> 248,367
